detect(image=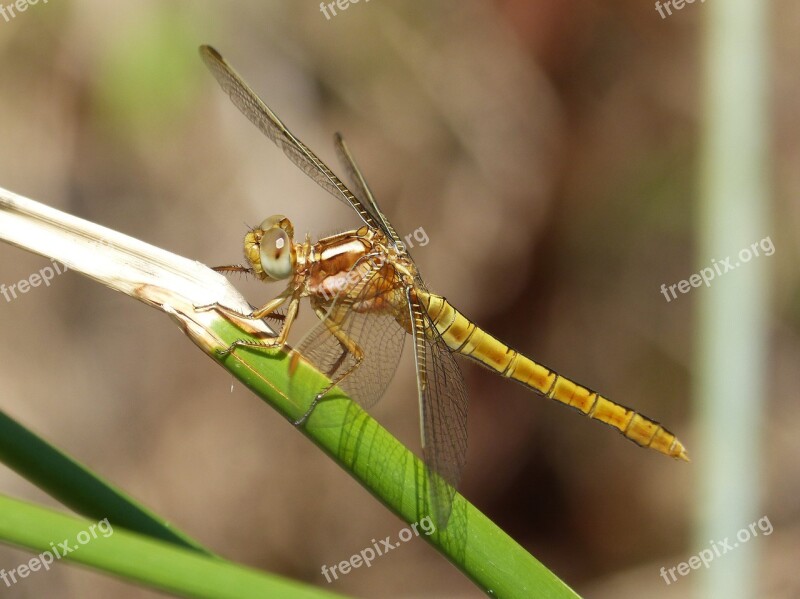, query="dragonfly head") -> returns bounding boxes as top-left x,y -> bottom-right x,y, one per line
245,215 -> 297,281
